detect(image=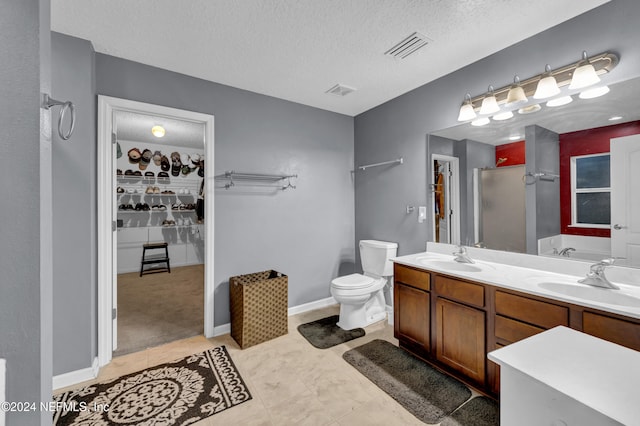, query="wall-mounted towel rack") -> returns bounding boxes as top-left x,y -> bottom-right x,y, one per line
215,171 -> 297,190
41,93 -> 76,140
523,171 -> 559,185
357,157 -> 403,171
